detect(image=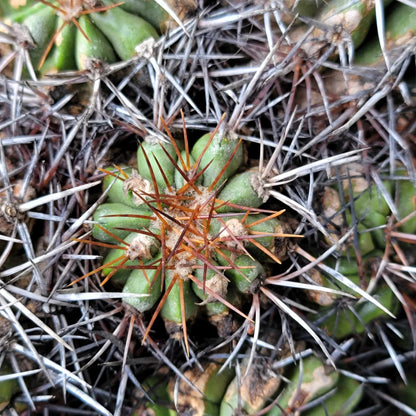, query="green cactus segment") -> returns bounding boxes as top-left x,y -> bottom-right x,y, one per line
160,272 -> 198,329
2,0 -> 42,23
137,138 -> 178,191
337,175 -> 416,253
397,179 -> 416,234
362,223 -> 380,251
21,4 -> 56,69
89,130 -> 296,339
210,214 -> 289,263
324,255 -> 362,278
3,0 -> 167,73
344,223 -> 375,257
341,179 -> 392,250
348,181 -> 392,220
313,177 -> 409,336
241,216 -> 276,253
303,375 -> 363,416
288,0 -> 322,18
114,0 -> 168,32
90,1 -> 158,61
210,214 -> 289,262
245,215 -> 290,262
174,150 -> 201,189
203,365 -> 235,405
353,36 -> 382,66
122,259 -> 162,312
266,356 -> 339,416
355,3 -> 416,65
165,362 -> 234,416
42,18 -> 77,73
191,133 -> 243,188
75,15 -> 117,70
141,374 -> 175,416
322,252 -> 382,294
383,2 -> 416,39
204,286 -> 242,337
101,231 -> 160,285
112,0 -> 196,33
220,361 -> 281,416
217,169 -> 269,212
362,211 -> 387,247
191,262 -> 228,303
92,202 -> 152,243
142,359 -> 364,416
216,250 -> 265,294
317,0 -> 386,49
321,284 -> 398,339
312,249 -> 399,307
205,299 -> 228,315
306,266 -> 358,307
102,166 -> 138,208
101,232 -> 139,283
0,365 -> 20,413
